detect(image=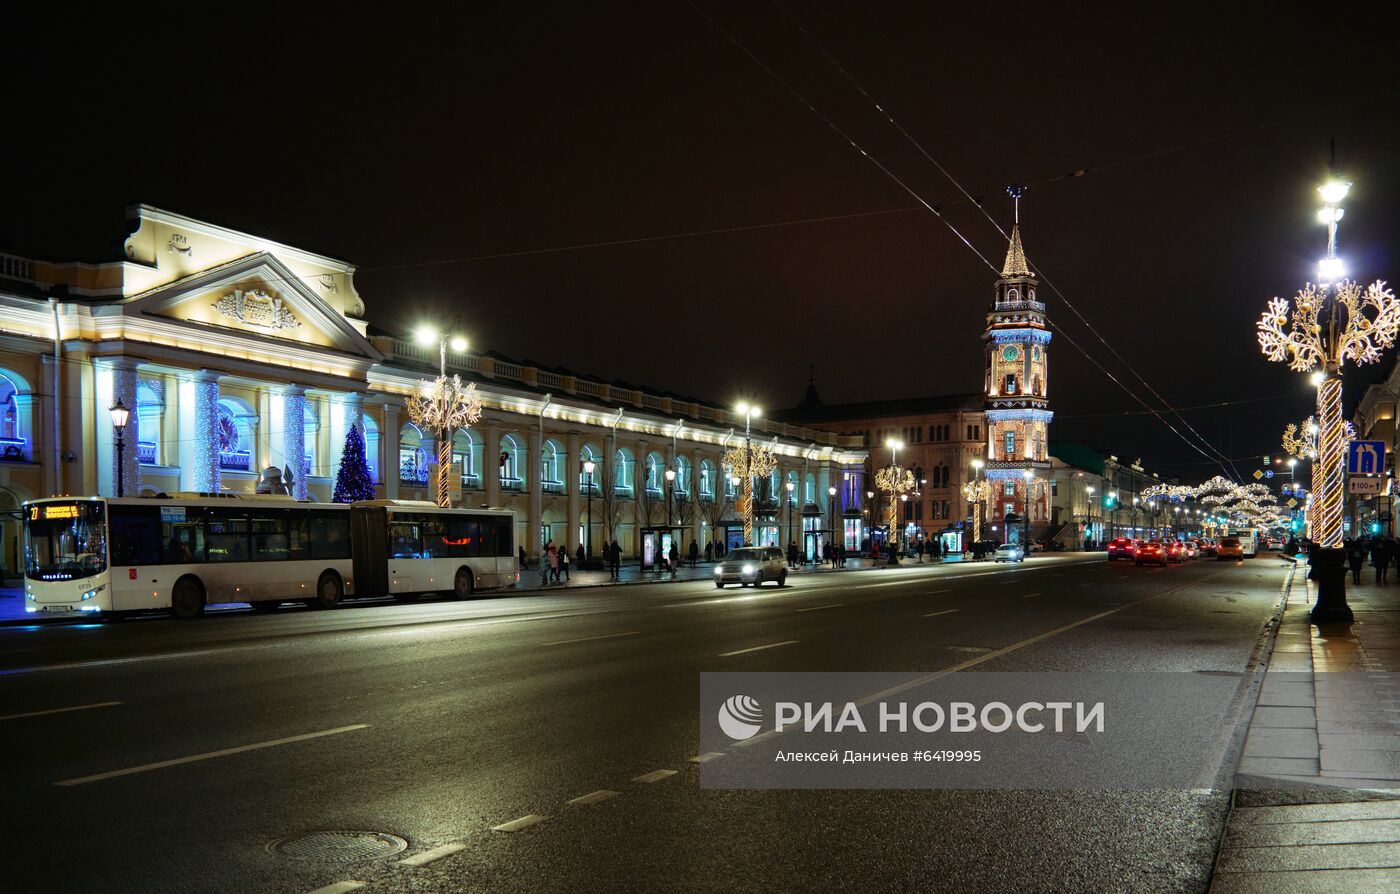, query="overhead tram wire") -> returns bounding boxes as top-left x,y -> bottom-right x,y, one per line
767,0 -> 1244,481
691,2 -> 1232,474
